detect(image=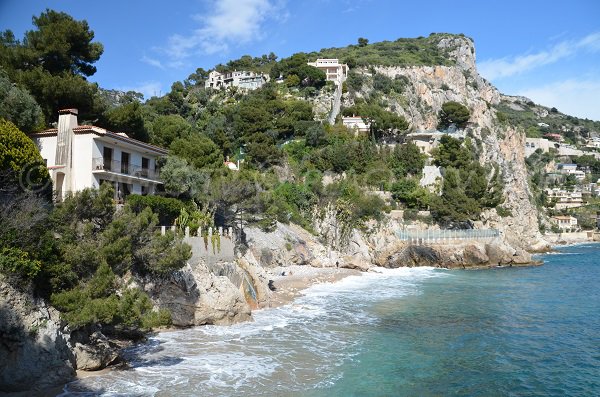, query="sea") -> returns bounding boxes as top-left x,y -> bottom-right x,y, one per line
59,243 -> 600,397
